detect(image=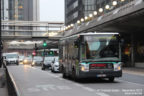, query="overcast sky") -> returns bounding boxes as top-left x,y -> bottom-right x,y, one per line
40,0 -> 64,22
